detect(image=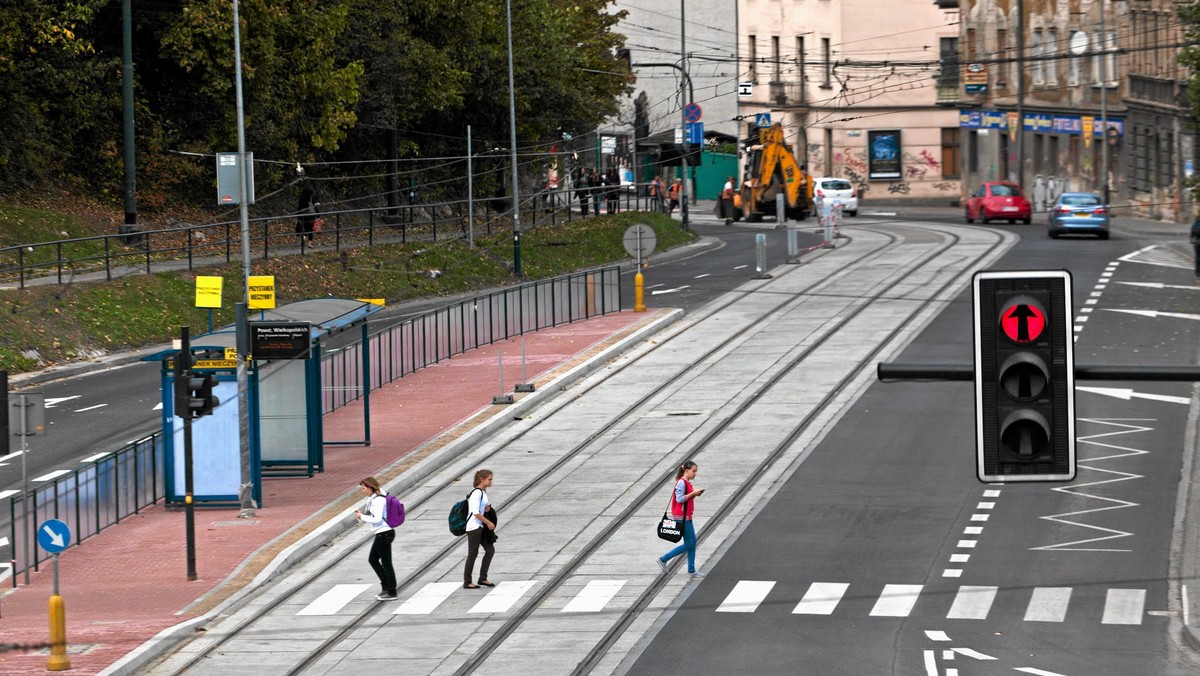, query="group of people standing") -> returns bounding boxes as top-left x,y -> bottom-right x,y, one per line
647,175 -> 683,217
573,167 -> 625,216
354,458 -> 706,603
